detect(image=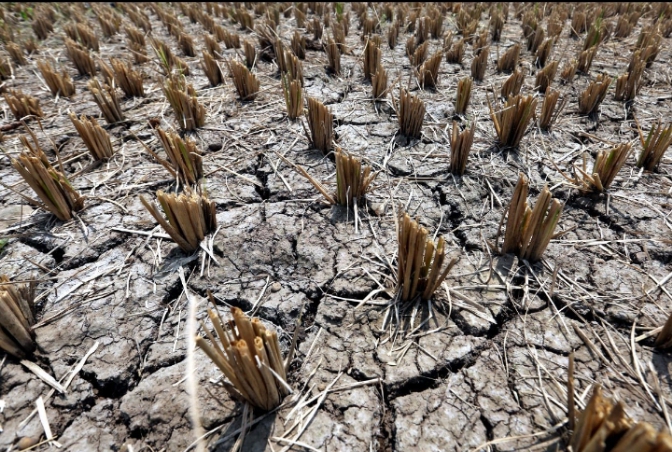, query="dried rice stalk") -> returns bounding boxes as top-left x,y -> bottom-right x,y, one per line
455,76 -> 473,115
244,40 -> 257,69
291,30 -> 306,59
535,38 -> 554,68
397,88 -> 425,139
201,51 -> 223,87
501,174 -> 563,262
178,32 -> 196,57
88,78 -> 124,124
363,35 -> 382,81
578,74 -> 611,116
471,45 -> 489,81
110,58 -> 144,97
446,38 -> 465,64
37,60 -> 76,98
334,147 -> 378,207
371,66 -> 388,100
450,121 -> 475,175
500,69 -> 525,100
69,113 -> 114,161
575,143 -> 632,192
11,134 -> 84,221
577,46 -> 598,74
397,213 -> 458,302
163,77 -> 206,130
155,128 -> 203,185
636,120 -> 672,172
7,42 -> 26,66
489,94 -> 537,148
409,40 -> 428,67
307,97 -> 333,154
0,276 -> 36,359
140,189 -> 216,253
32,14 -> 53,41
539,88 -> 566,131
497,44 -> 519,73
64,38 -> 95,77
417,51 -> 442,89
4,90 -> 43,120
614,59 -> 643,102
560,59 -> 578,84
282,74 -> 303,120
535,60 -> 558,93
125,25 -> 146,46
64,22 -> 99,51
196,306 -> 290,410
325,38 -> 341,75
204,34 -> 221,56
228,59 -> 260,101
